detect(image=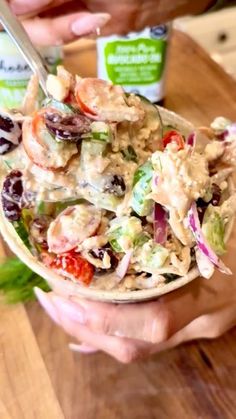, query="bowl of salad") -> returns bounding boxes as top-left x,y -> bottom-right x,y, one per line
0,67 -> 235,303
